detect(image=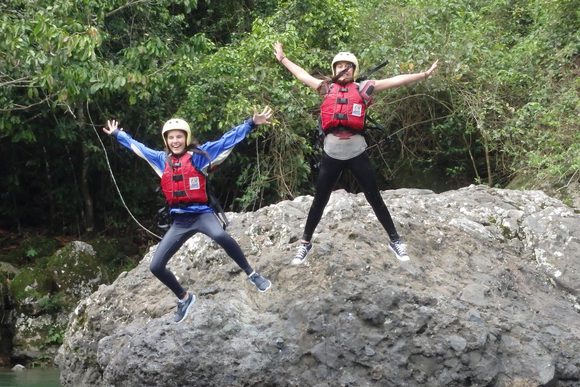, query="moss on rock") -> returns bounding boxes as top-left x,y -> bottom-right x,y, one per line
10,266 -> 56,306
46,241 -> 103,301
